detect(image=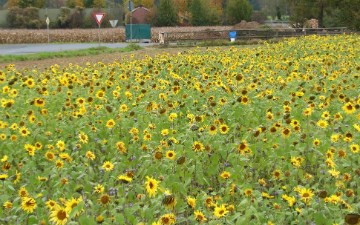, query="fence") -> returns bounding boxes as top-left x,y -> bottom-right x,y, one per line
162,27 -> 348,43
